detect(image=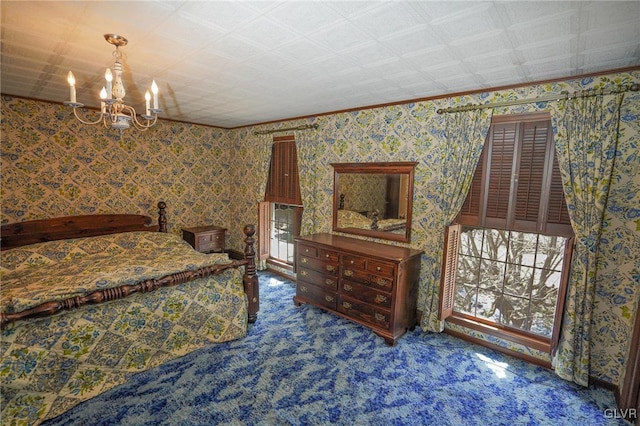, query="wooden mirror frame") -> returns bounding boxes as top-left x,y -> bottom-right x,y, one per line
331,162 -> 417,243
